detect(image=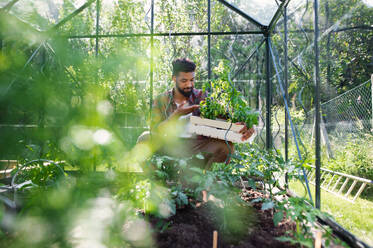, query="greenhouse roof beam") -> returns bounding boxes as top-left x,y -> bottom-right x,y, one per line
274,25 -> 373,34
217,0 -> 265,30
49,0 -> 95,32
268,0 -> 291,33
67,31 -> 264,39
